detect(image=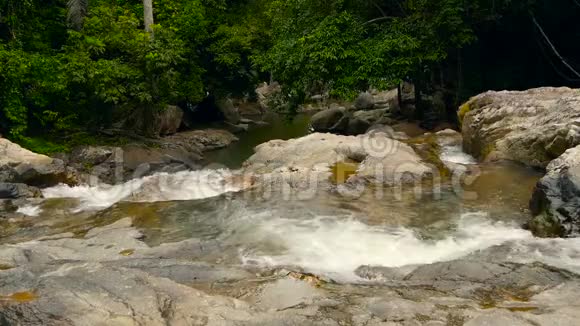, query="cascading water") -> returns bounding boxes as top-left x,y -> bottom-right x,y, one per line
6,134 -> 580,286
